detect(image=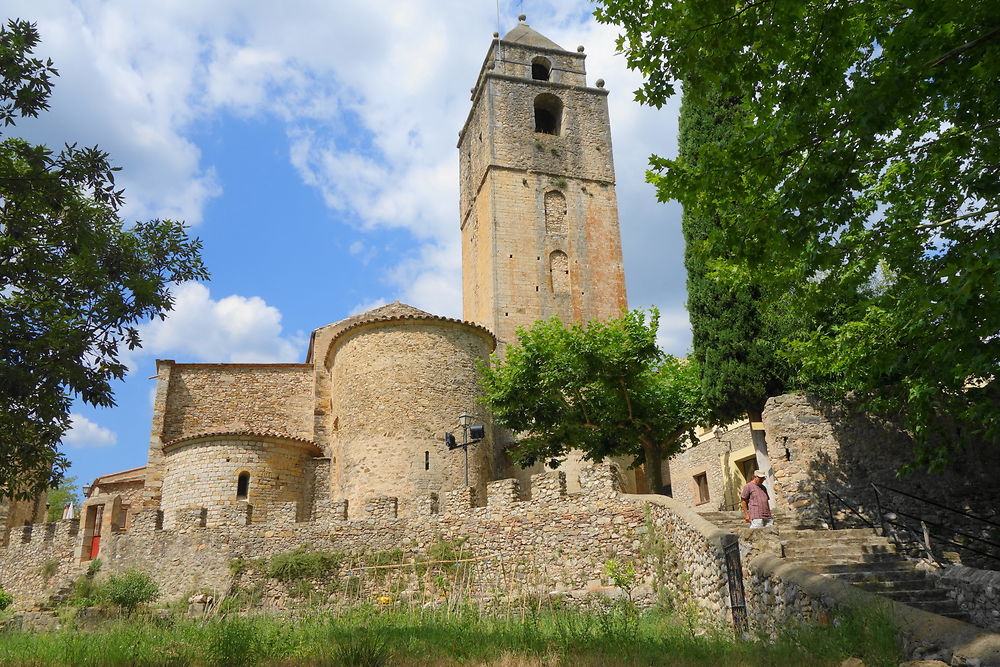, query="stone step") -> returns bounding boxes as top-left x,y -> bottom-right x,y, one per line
870,587 -> 951,604
792,552 -> 907,568
784,547 -> 900,561
782,528 -> 877,540
895,598 -> 968,619
830,571 -> 929,588
782,535 -> 891,548
803,560 -> 919,575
